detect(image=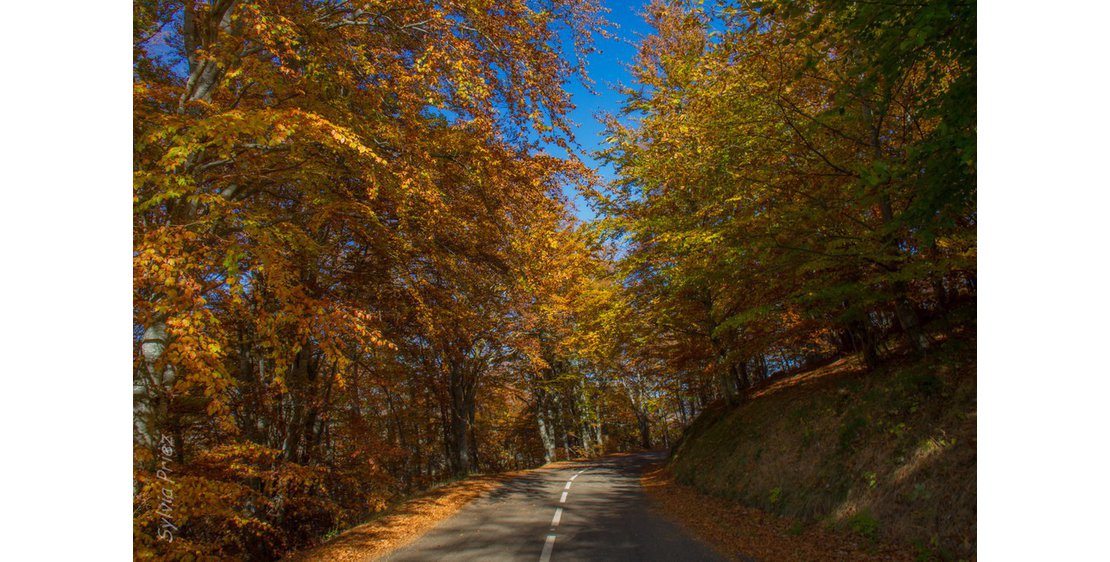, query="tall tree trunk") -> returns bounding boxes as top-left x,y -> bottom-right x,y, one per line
135,319 -> 174,456
447,360 -> 476,476
135,1 -> 240,463
553,393 -> 568,455
637,413 -> 652,450
467,377 -> 479,470
537,398 -> 556,464
852,319 -> 881,369
578,383 -> 593,455
712,338 -> 738,404
593,398 -> 604,453
735,360 -> 750,395
282,344 -> 317,462
893,285 -> 930,354
303,361 -> 334,464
